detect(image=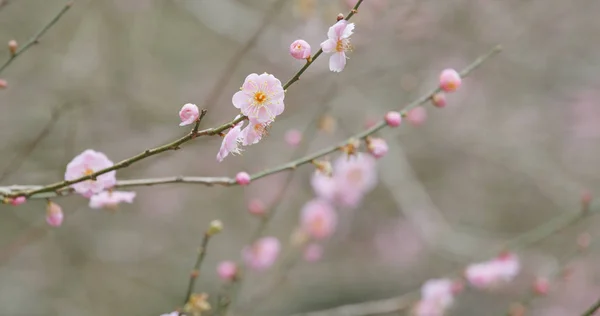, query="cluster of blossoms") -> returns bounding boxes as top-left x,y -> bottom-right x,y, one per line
464,252 -> 521,289
413,278 -> 463,316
